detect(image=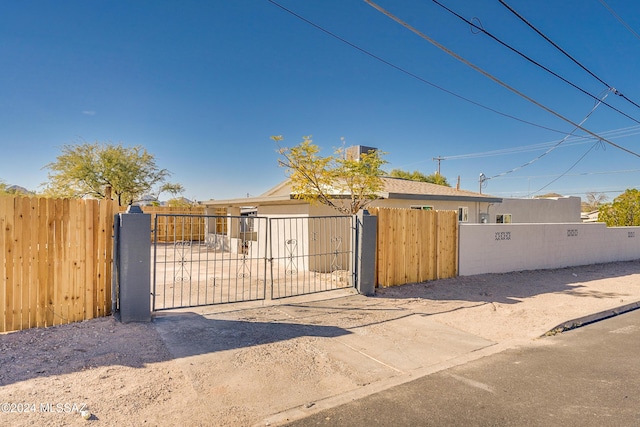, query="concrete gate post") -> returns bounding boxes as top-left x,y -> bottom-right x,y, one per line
356,210 -> 377,296
115,205 -> 151,322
